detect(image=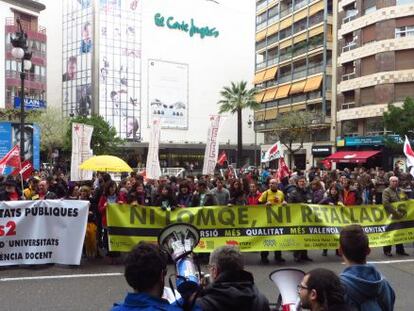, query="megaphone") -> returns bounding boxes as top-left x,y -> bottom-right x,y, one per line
269,268 -> 305,311
158,223 -> 200,298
